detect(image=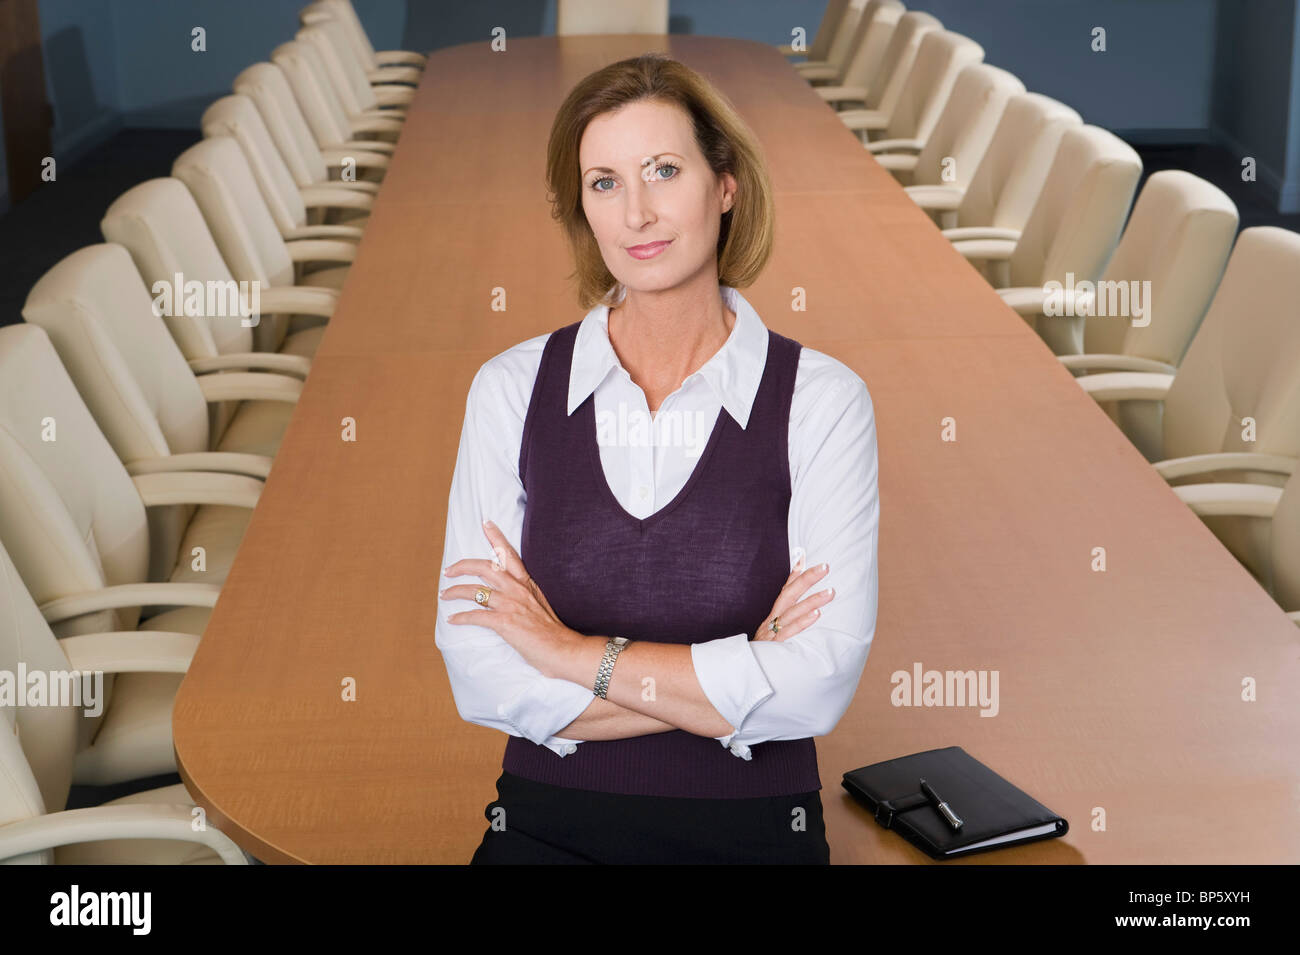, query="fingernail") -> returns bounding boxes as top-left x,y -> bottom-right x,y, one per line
813,609 -> 820,617
483,519 -> 495,528
437,589 -> 445,598
828,587 -> 835,598
821,562 -> 829,571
